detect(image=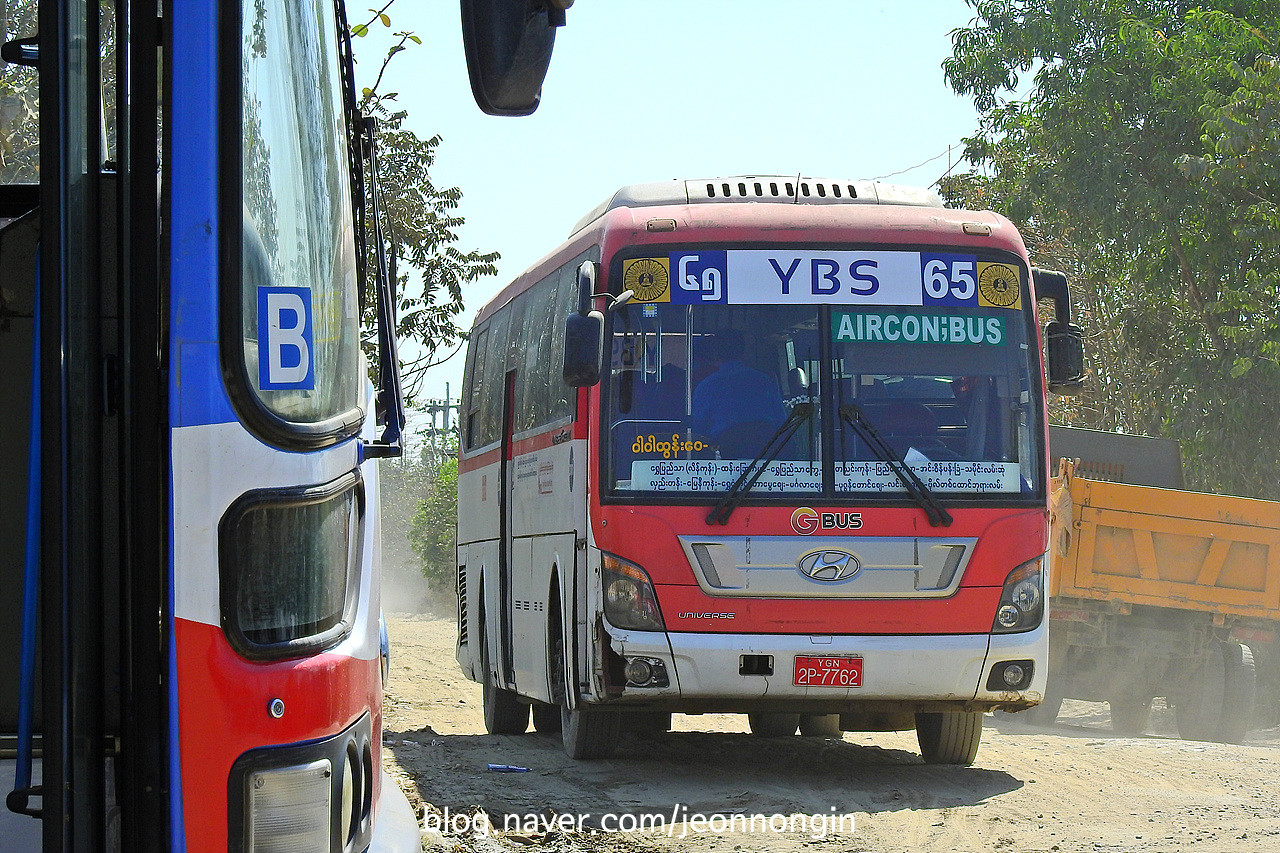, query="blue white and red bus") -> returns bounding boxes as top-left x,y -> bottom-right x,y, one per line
0,0 -> 564,849
456,176 -> 1084,765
